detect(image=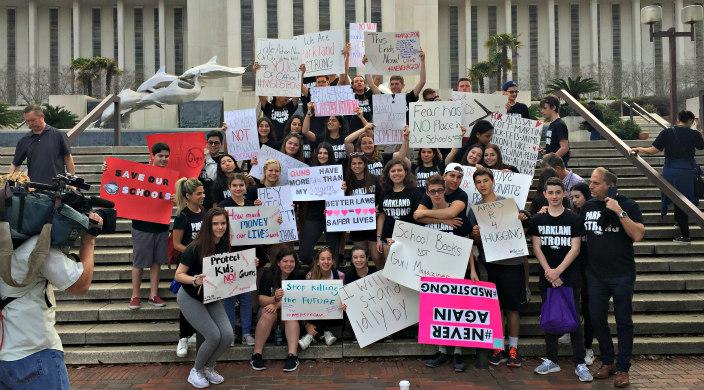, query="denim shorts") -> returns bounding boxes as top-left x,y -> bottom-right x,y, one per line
0,349 -> 70,390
